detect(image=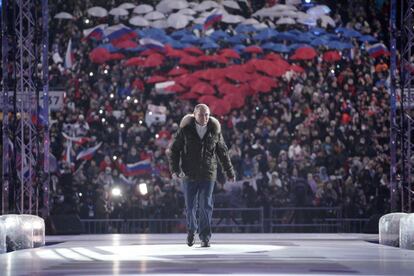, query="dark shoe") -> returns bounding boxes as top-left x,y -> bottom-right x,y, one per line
201,240 -> 210,247
187,232 -> 195,247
